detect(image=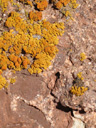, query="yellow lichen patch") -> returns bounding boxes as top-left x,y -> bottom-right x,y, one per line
29,11 -> 42,21
0,0 -> 13,12
70,0 -> 79,9
28,68 -> 33,74
77,72 -> 84,81
70,86 -> 88,96
80,53 -> 86,61
10,77 -> 16,84
0,75 -> 7,89
30,52 -> 52,73
63,10 -> 71,17
51,0 -> 78,19
41,20 -> 64,37
0,12 -> 65,75
5,11 -> 28,33
0,0 -> 79,91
